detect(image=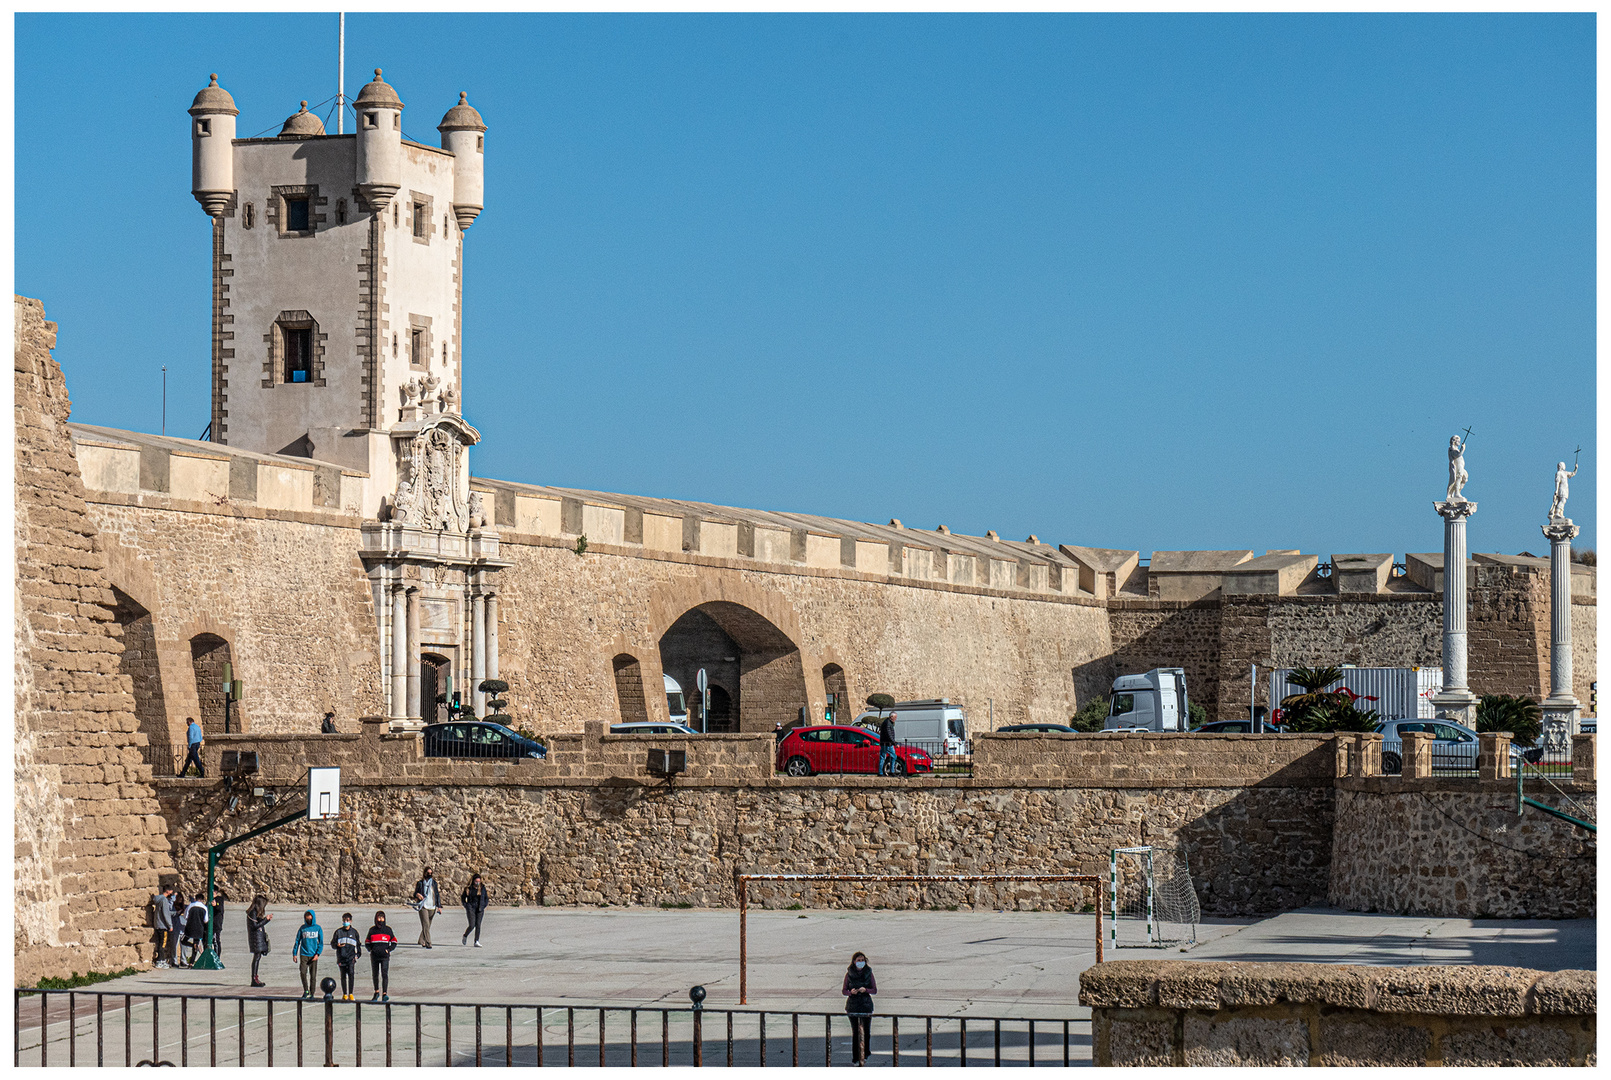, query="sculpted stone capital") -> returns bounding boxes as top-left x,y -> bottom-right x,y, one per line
1434,499 -> 1477,521
1542,519 -> 1580,543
